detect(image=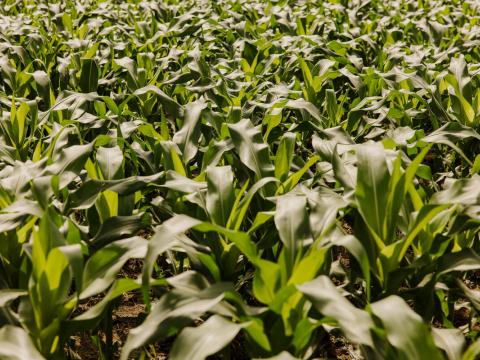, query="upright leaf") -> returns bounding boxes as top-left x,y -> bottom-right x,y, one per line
274,194 -> 311,274
206,166 -> 235,226
96,145 -> 123,180
173,98 -> 207,162
79,58 -> 99,93
355,142 -> 390,244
